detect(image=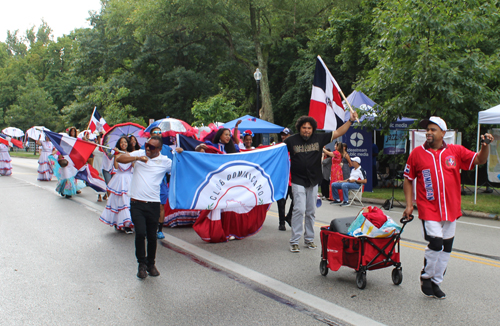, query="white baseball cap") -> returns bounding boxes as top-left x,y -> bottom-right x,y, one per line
352,157 -> 361,164
419,116 -> 447,131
